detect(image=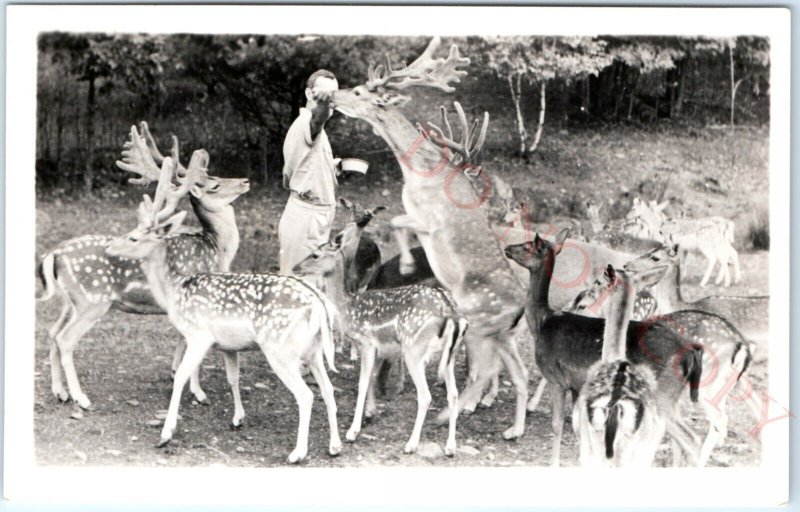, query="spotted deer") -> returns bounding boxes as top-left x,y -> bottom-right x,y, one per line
293,224 -> 468,456
36,124 -> 248,409
624,244 -> 768,345
571,265 -> 667,467
627,198 -> 740,287
504,231 -> 704,466
105,157 -> 340,463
